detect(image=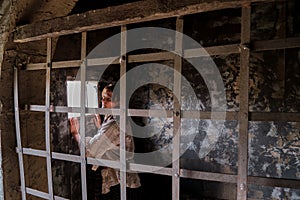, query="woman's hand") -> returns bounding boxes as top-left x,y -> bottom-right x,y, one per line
93,114 -> 102,129
70,117 -> 80,144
